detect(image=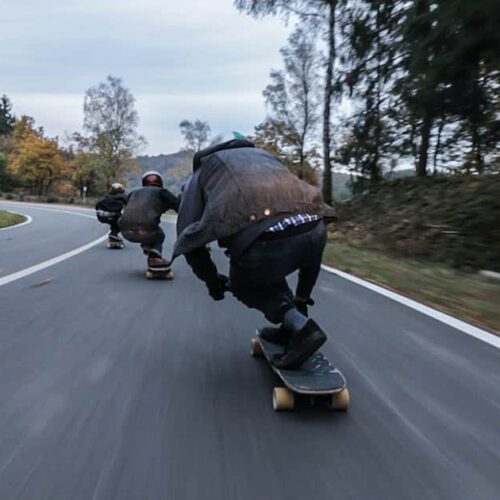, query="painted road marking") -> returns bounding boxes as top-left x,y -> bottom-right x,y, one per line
0,203 -> 95,219
0,202 -> 175,287
0,202 -> 105,287
321,264 -> 500,349
0,235 -> 108,287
